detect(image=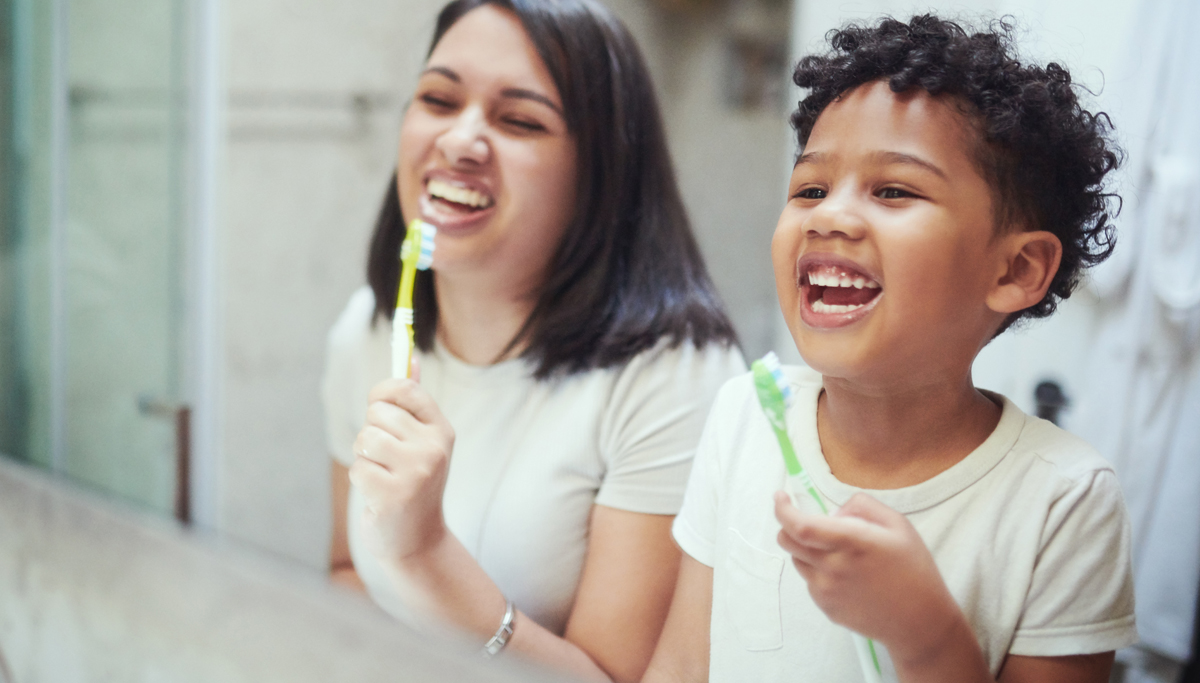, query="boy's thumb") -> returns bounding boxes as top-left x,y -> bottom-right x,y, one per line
834,492 -> 899,528
410,354 -> 421,383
